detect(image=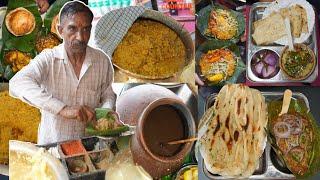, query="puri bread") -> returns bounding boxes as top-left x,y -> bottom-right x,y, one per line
5,7 -> 35,36
198,84 -> 267,178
